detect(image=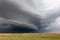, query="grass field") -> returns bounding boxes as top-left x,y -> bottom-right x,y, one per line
0,33 -> 60,40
